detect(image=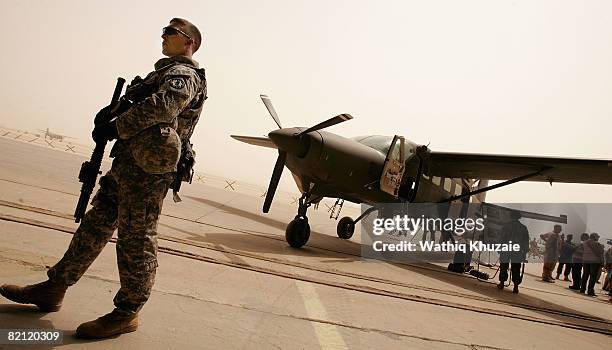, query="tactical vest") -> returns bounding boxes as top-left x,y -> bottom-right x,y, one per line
112,61 -> 207,174
124,61 -> 207,142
